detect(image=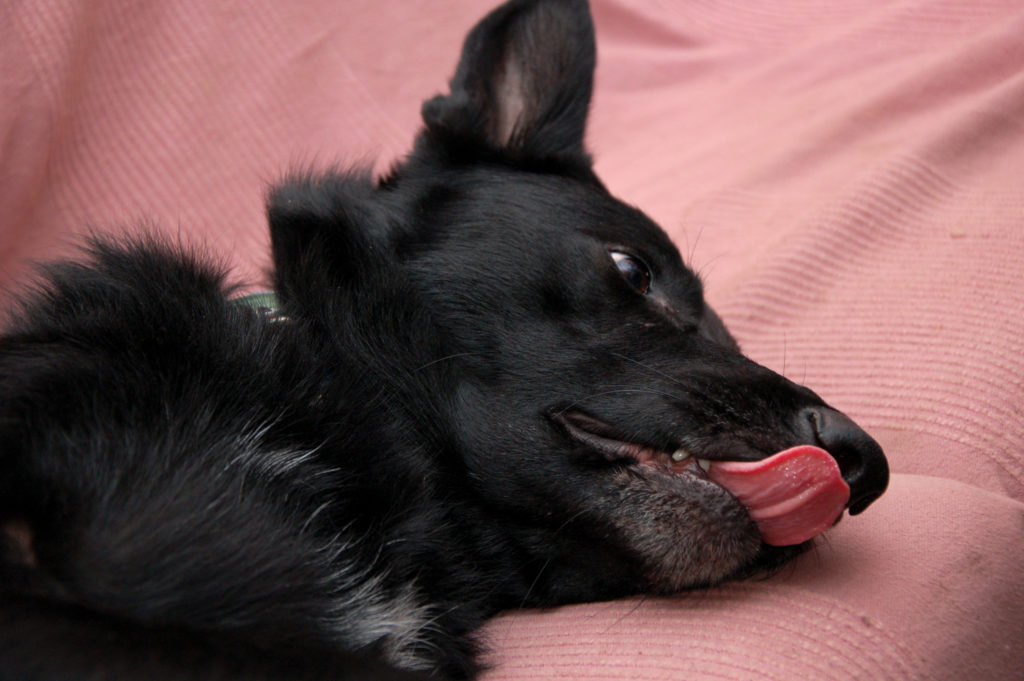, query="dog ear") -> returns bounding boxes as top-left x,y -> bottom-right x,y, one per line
268,170 -> 391,307
421,0 -> 595,161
